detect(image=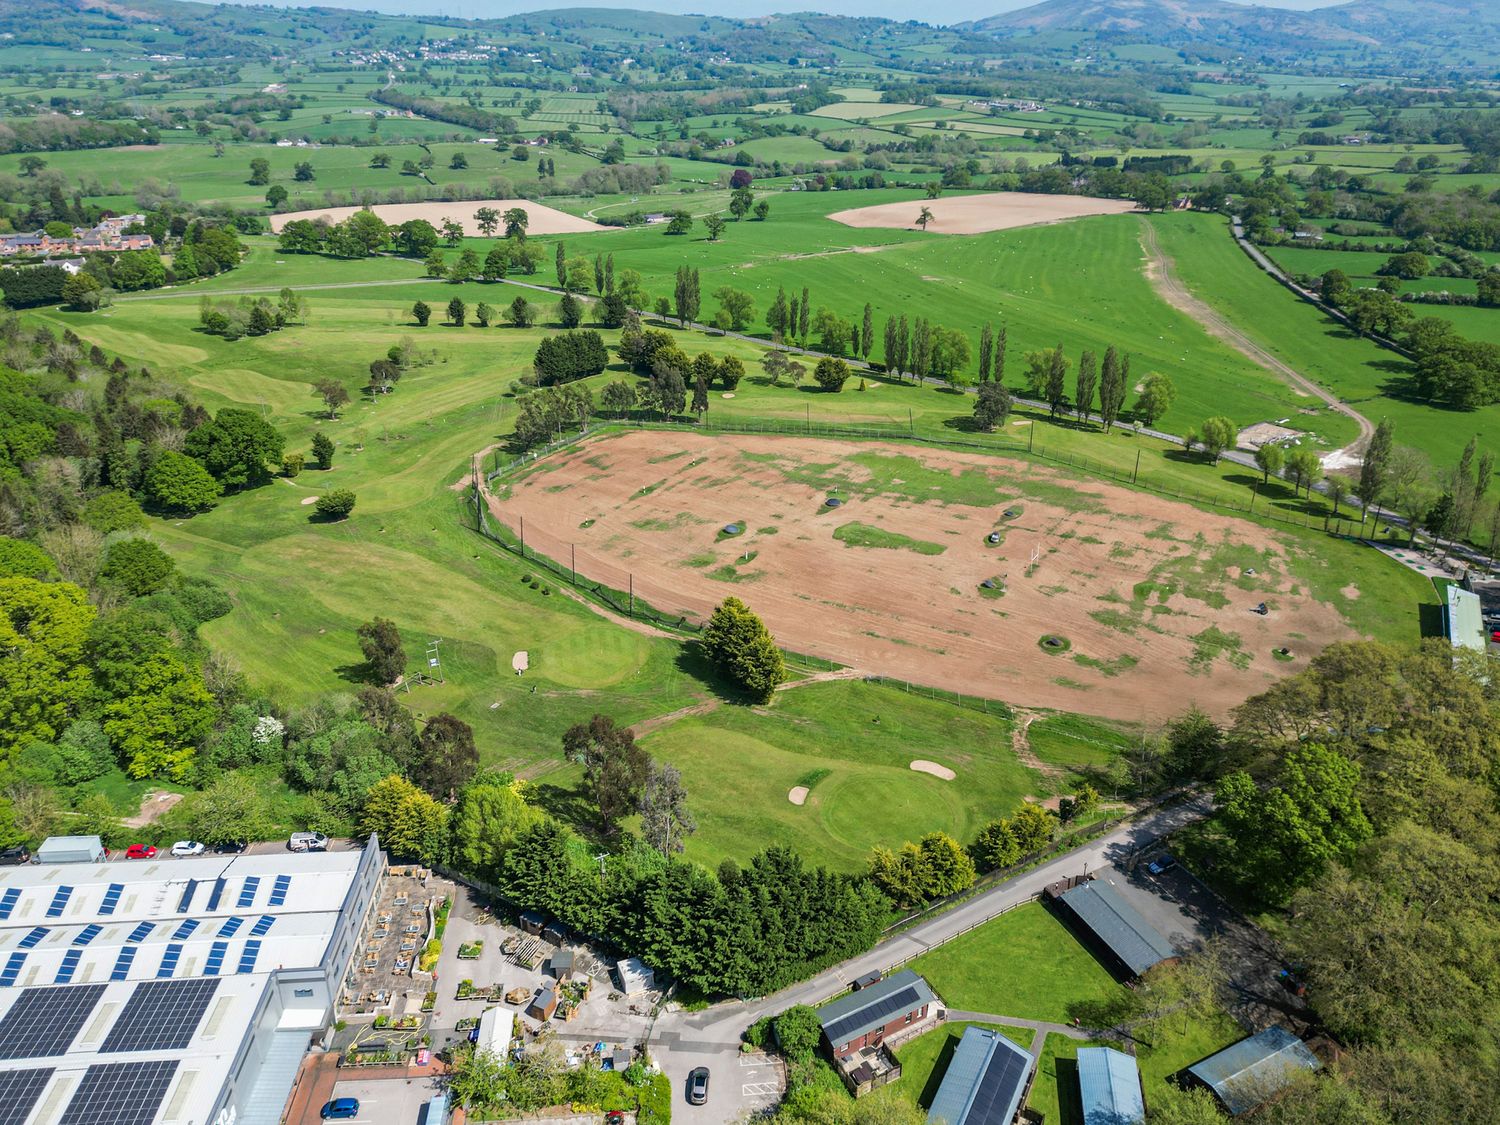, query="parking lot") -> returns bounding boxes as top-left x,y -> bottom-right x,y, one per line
321,1074 -> 445,1125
